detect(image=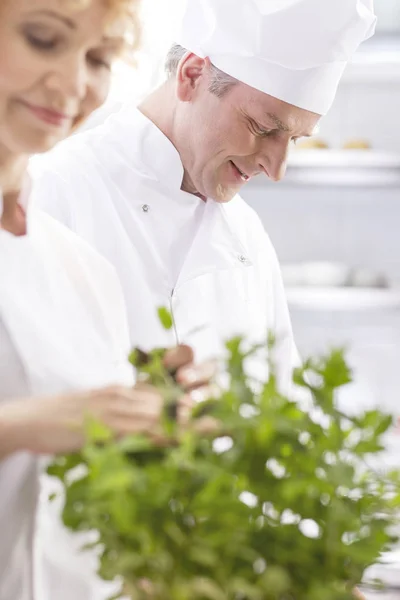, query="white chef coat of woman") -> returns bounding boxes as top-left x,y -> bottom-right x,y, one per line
0,2 -> 215,600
